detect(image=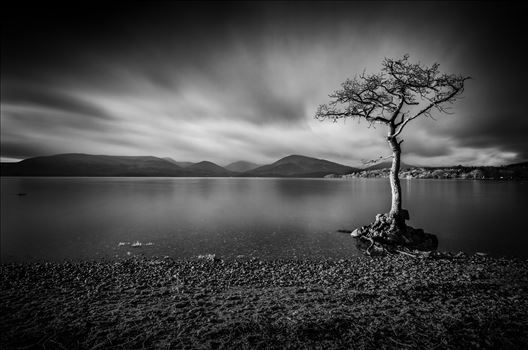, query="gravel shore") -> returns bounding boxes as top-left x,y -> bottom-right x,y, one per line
1,255 -> 527,349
